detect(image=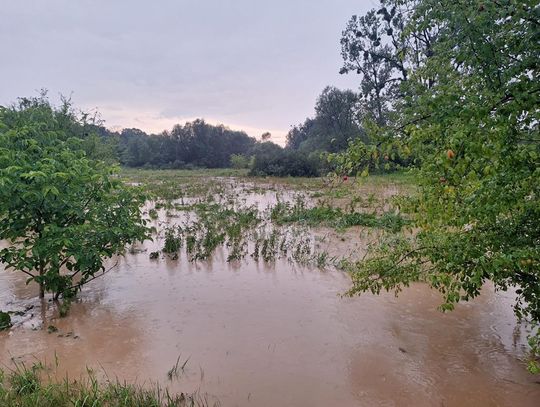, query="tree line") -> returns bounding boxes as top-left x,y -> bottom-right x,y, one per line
39,85 -> 375,177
